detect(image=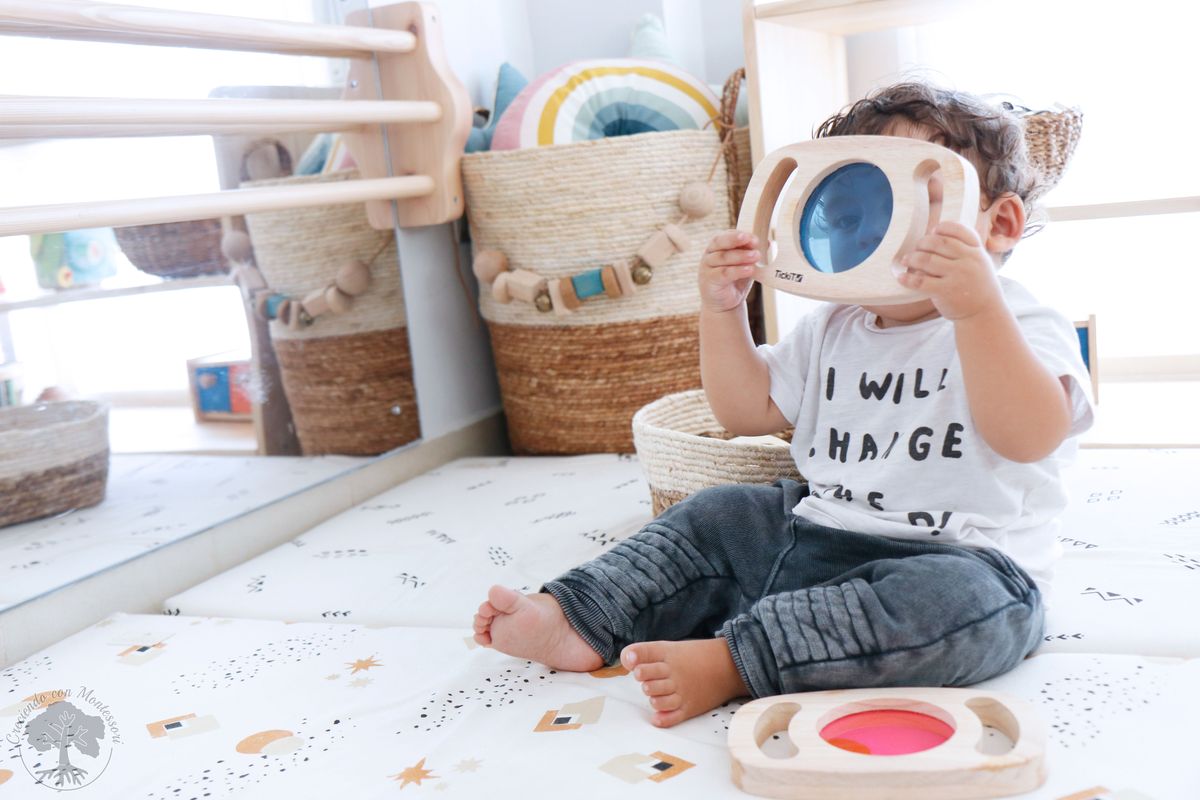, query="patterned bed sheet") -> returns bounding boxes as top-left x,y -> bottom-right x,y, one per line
164,450 -> 1200,659
0,613 -> 1195,798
